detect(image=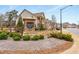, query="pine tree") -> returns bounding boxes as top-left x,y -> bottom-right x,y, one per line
16,16 -> 24,36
